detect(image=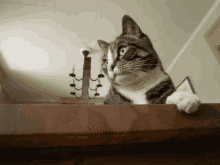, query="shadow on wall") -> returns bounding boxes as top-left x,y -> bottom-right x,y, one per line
0,50 -> 15,103
0,50 -> 64,103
